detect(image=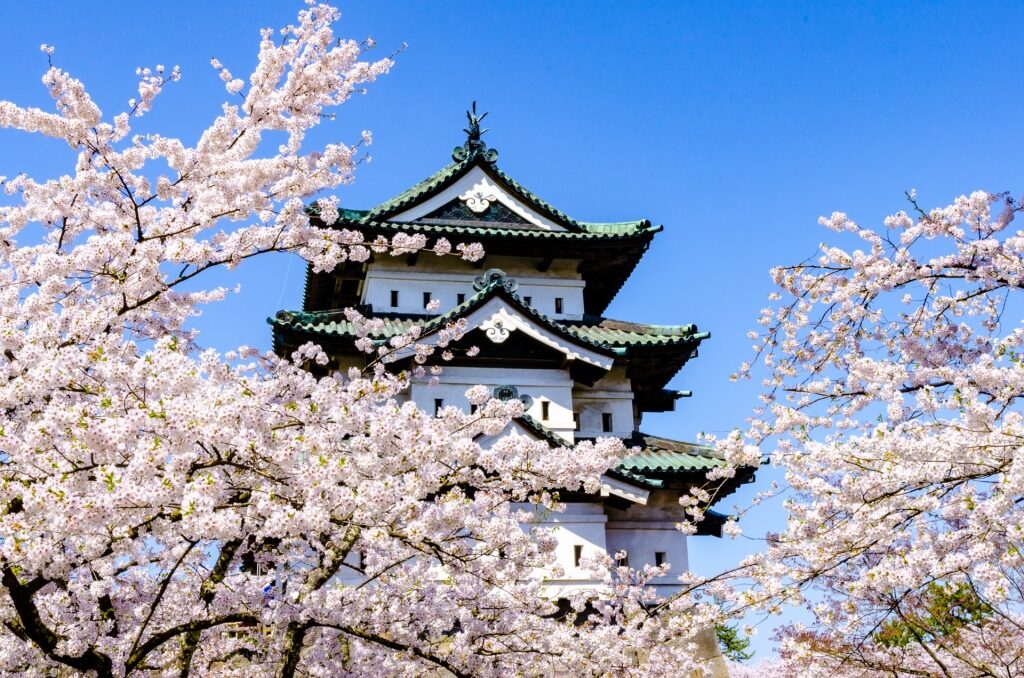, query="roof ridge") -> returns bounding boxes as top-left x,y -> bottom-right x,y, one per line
569,315 -> 701,336
630,431 -> 723,460
329,140 -> 656,234
363,159 -> 466,220
337,219 -> 657,239
413,270 -> 619,355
